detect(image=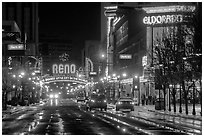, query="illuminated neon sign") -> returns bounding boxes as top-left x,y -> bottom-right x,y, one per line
43,76 -> 87,84
143,14 -> 183,25
52,64 -> 76,74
